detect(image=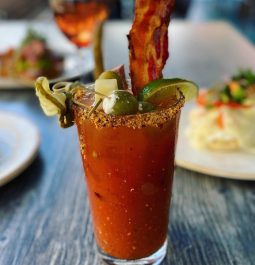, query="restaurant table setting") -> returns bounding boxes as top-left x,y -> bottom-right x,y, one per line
0,18 -> 255,265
